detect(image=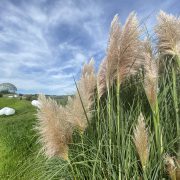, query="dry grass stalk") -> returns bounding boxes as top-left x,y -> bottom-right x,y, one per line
164,154 -> 177,180
175,159 -> 180,180
143,40 -> 159,110
133,113 -> 149,170
155,11 -> 180,67
36,94 -> 72,160
66,59 -> 96,131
